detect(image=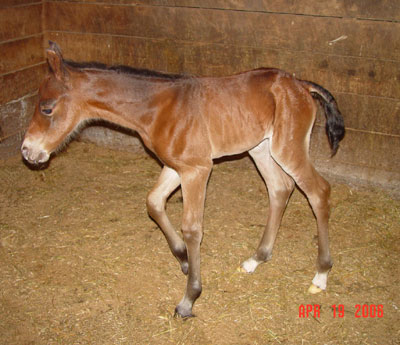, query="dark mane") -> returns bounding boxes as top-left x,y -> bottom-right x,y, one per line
64,60 -> 185,80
